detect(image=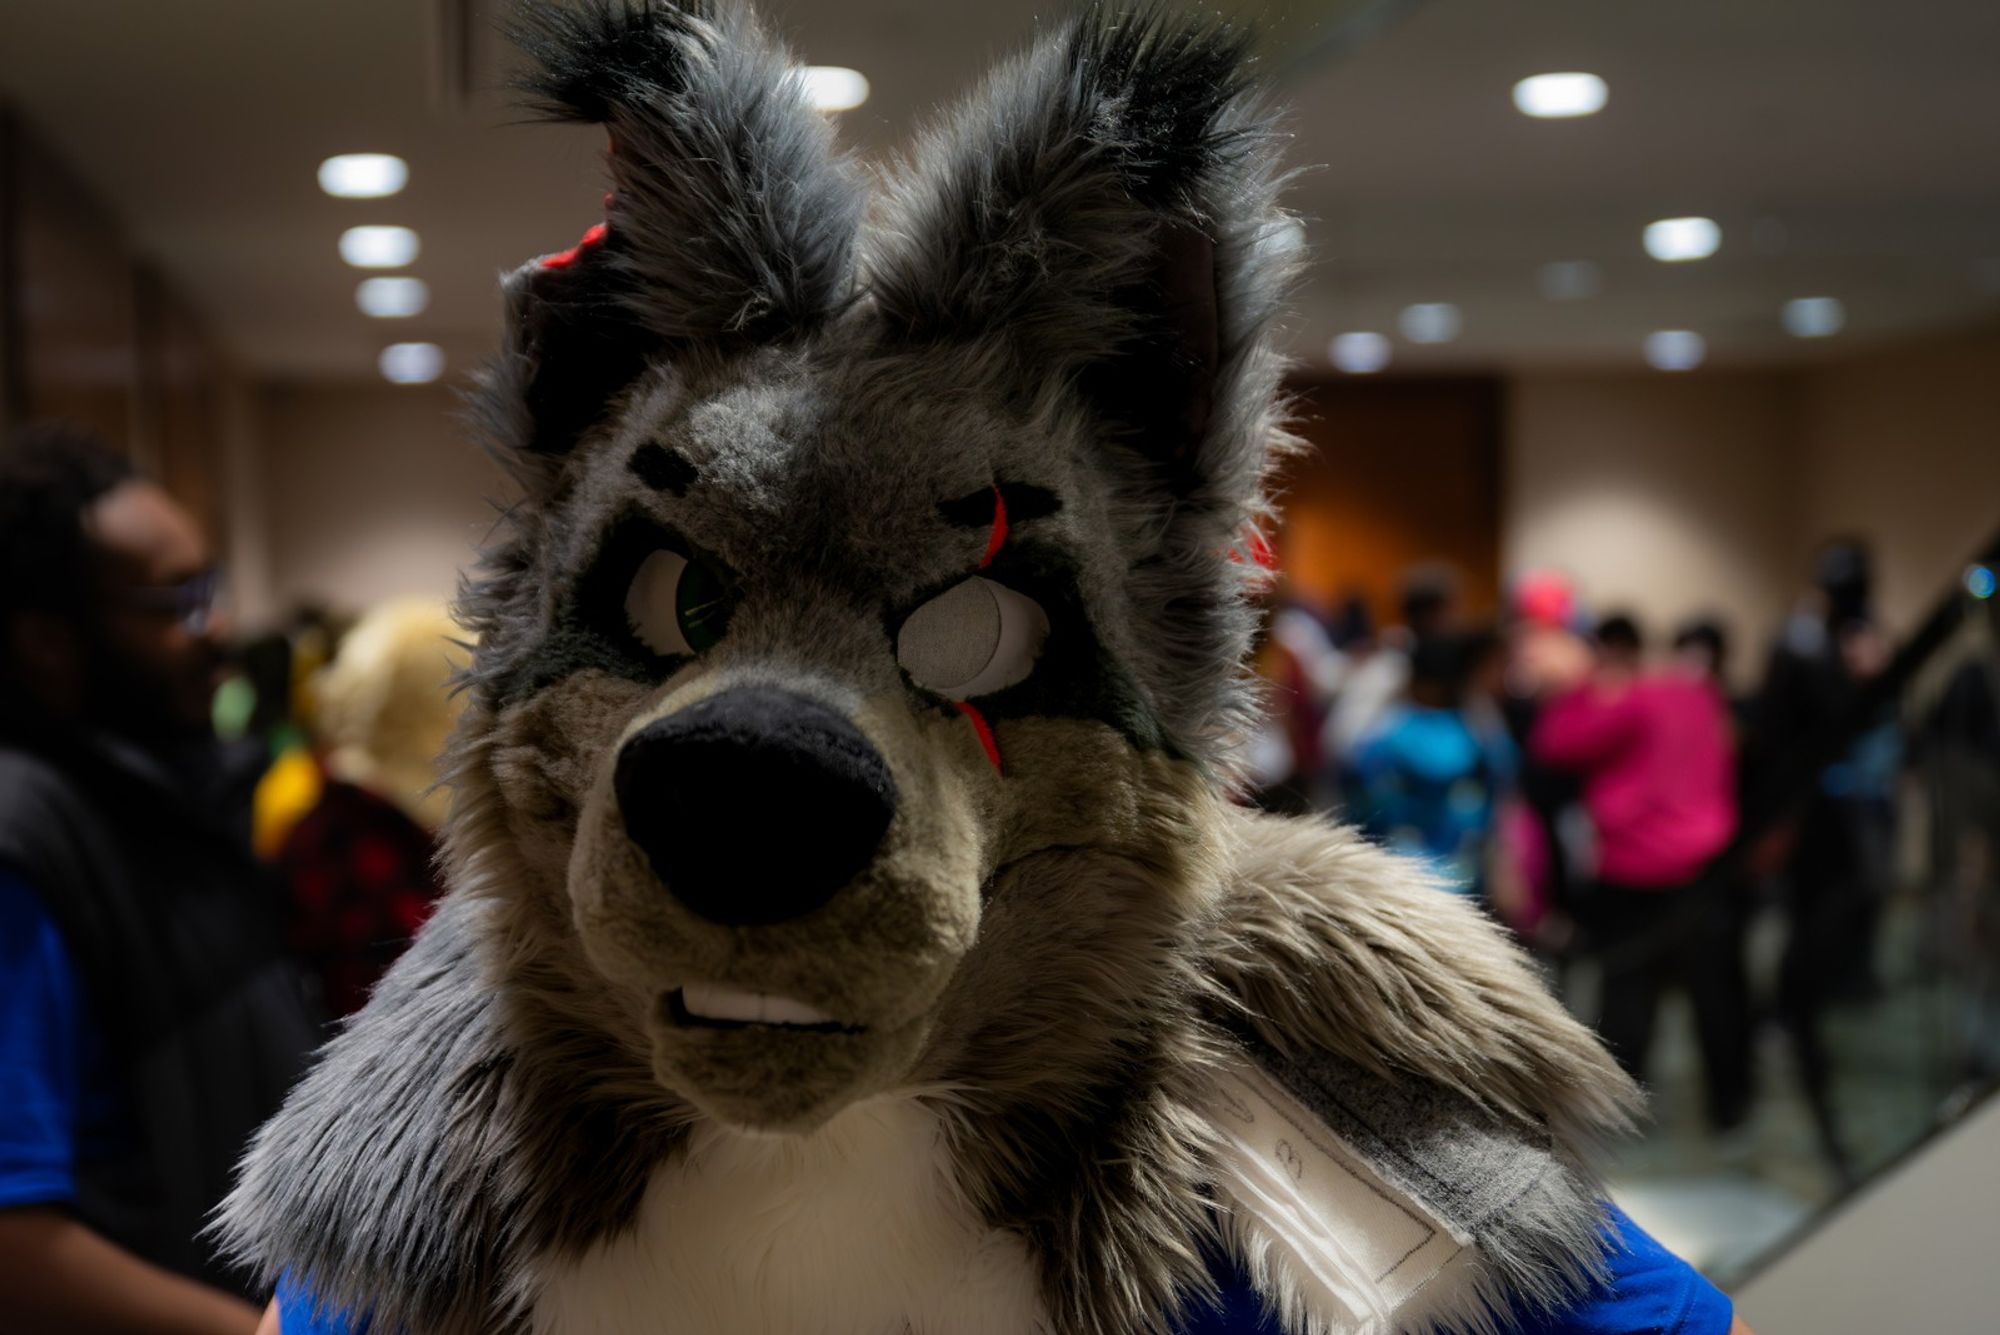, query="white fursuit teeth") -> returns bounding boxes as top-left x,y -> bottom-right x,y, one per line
677,982 -> 842,1028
